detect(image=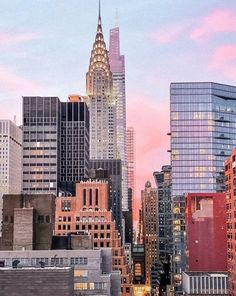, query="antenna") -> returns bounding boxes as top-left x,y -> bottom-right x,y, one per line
115,8 -> 119,27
